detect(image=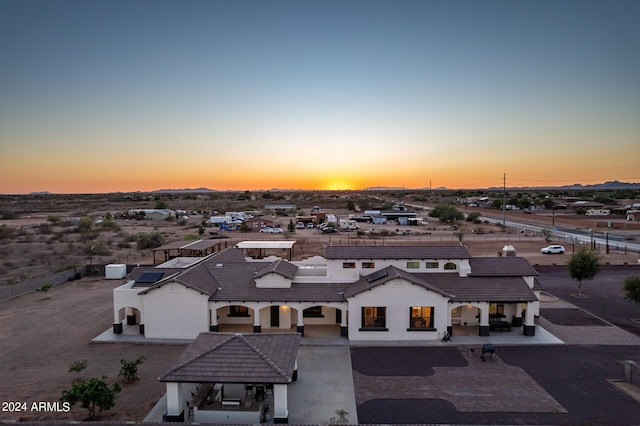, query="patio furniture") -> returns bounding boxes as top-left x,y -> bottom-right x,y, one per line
480,344 -> 496,361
